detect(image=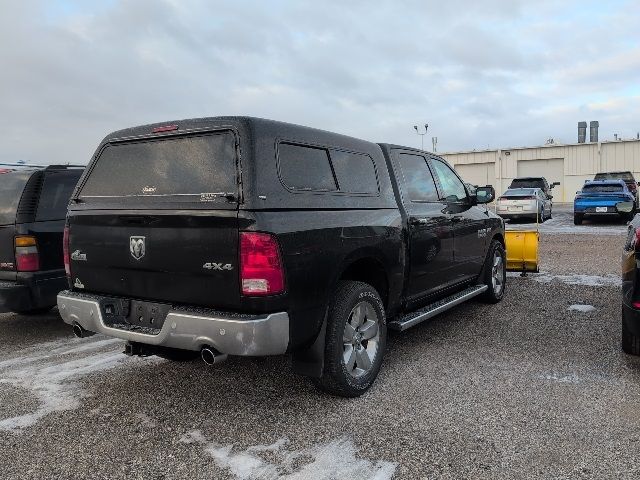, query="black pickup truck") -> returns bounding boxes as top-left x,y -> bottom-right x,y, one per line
58,117 -> 505,397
